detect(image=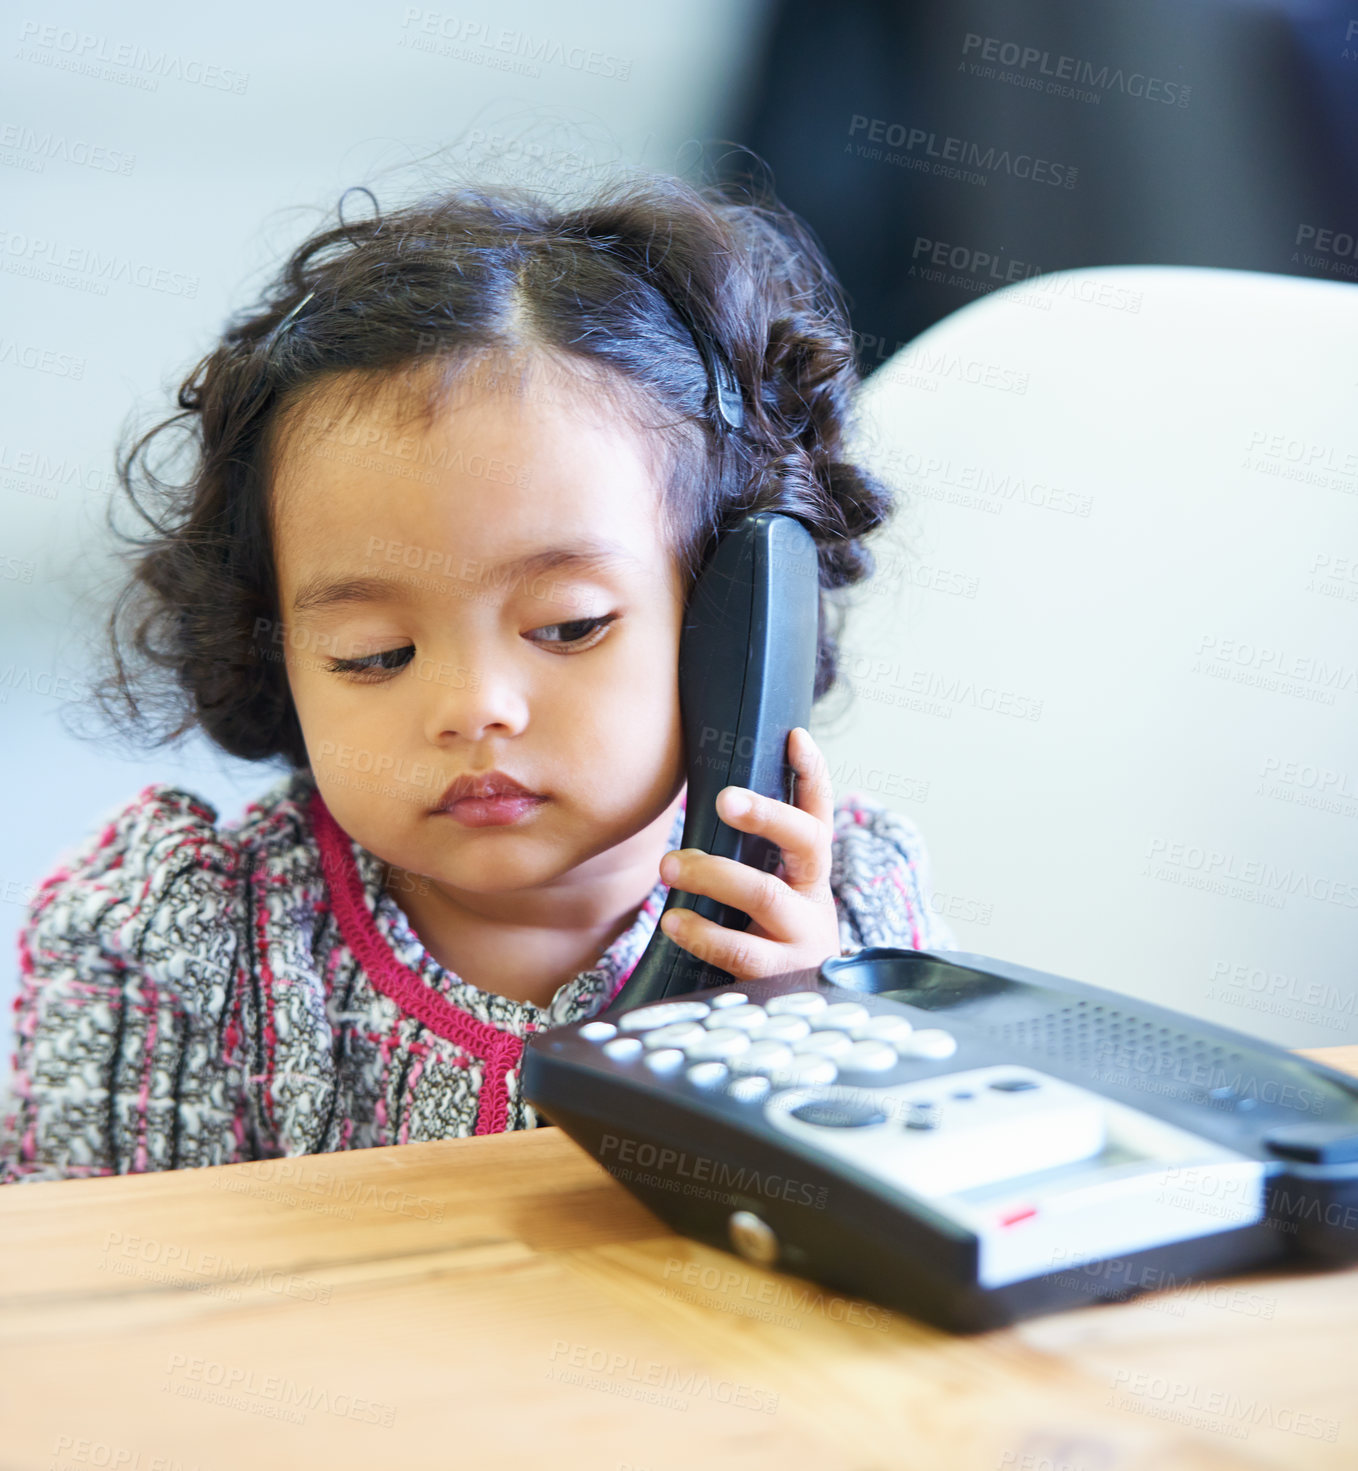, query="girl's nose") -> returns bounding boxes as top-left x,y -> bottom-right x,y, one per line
414,650 -> 530,744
